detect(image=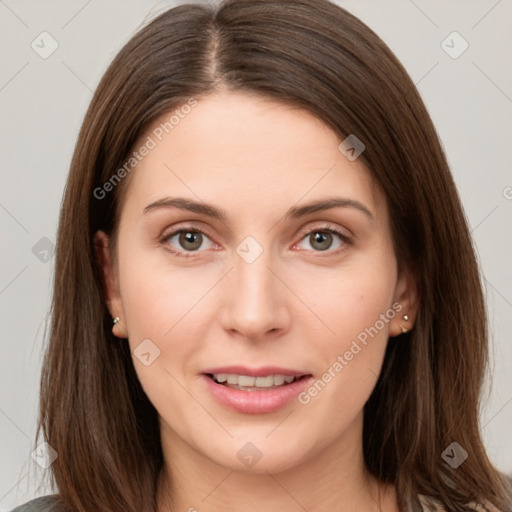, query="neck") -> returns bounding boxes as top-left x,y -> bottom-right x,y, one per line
156,412 -> 398,512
